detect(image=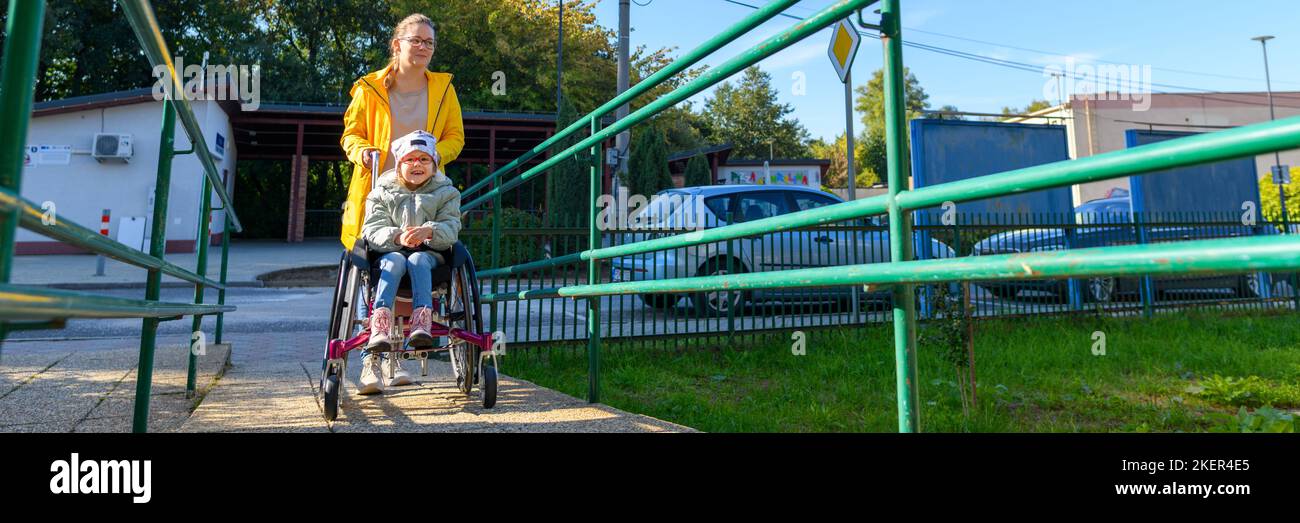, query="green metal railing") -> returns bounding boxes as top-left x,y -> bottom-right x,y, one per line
468,0 -> 1300,432
469,211 -> 1295,350
0,0 -> 243,432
